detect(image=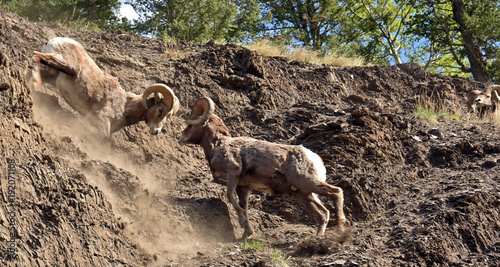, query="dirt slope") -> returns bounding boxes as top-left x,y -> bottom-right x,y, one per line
1,9 -> 499,266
